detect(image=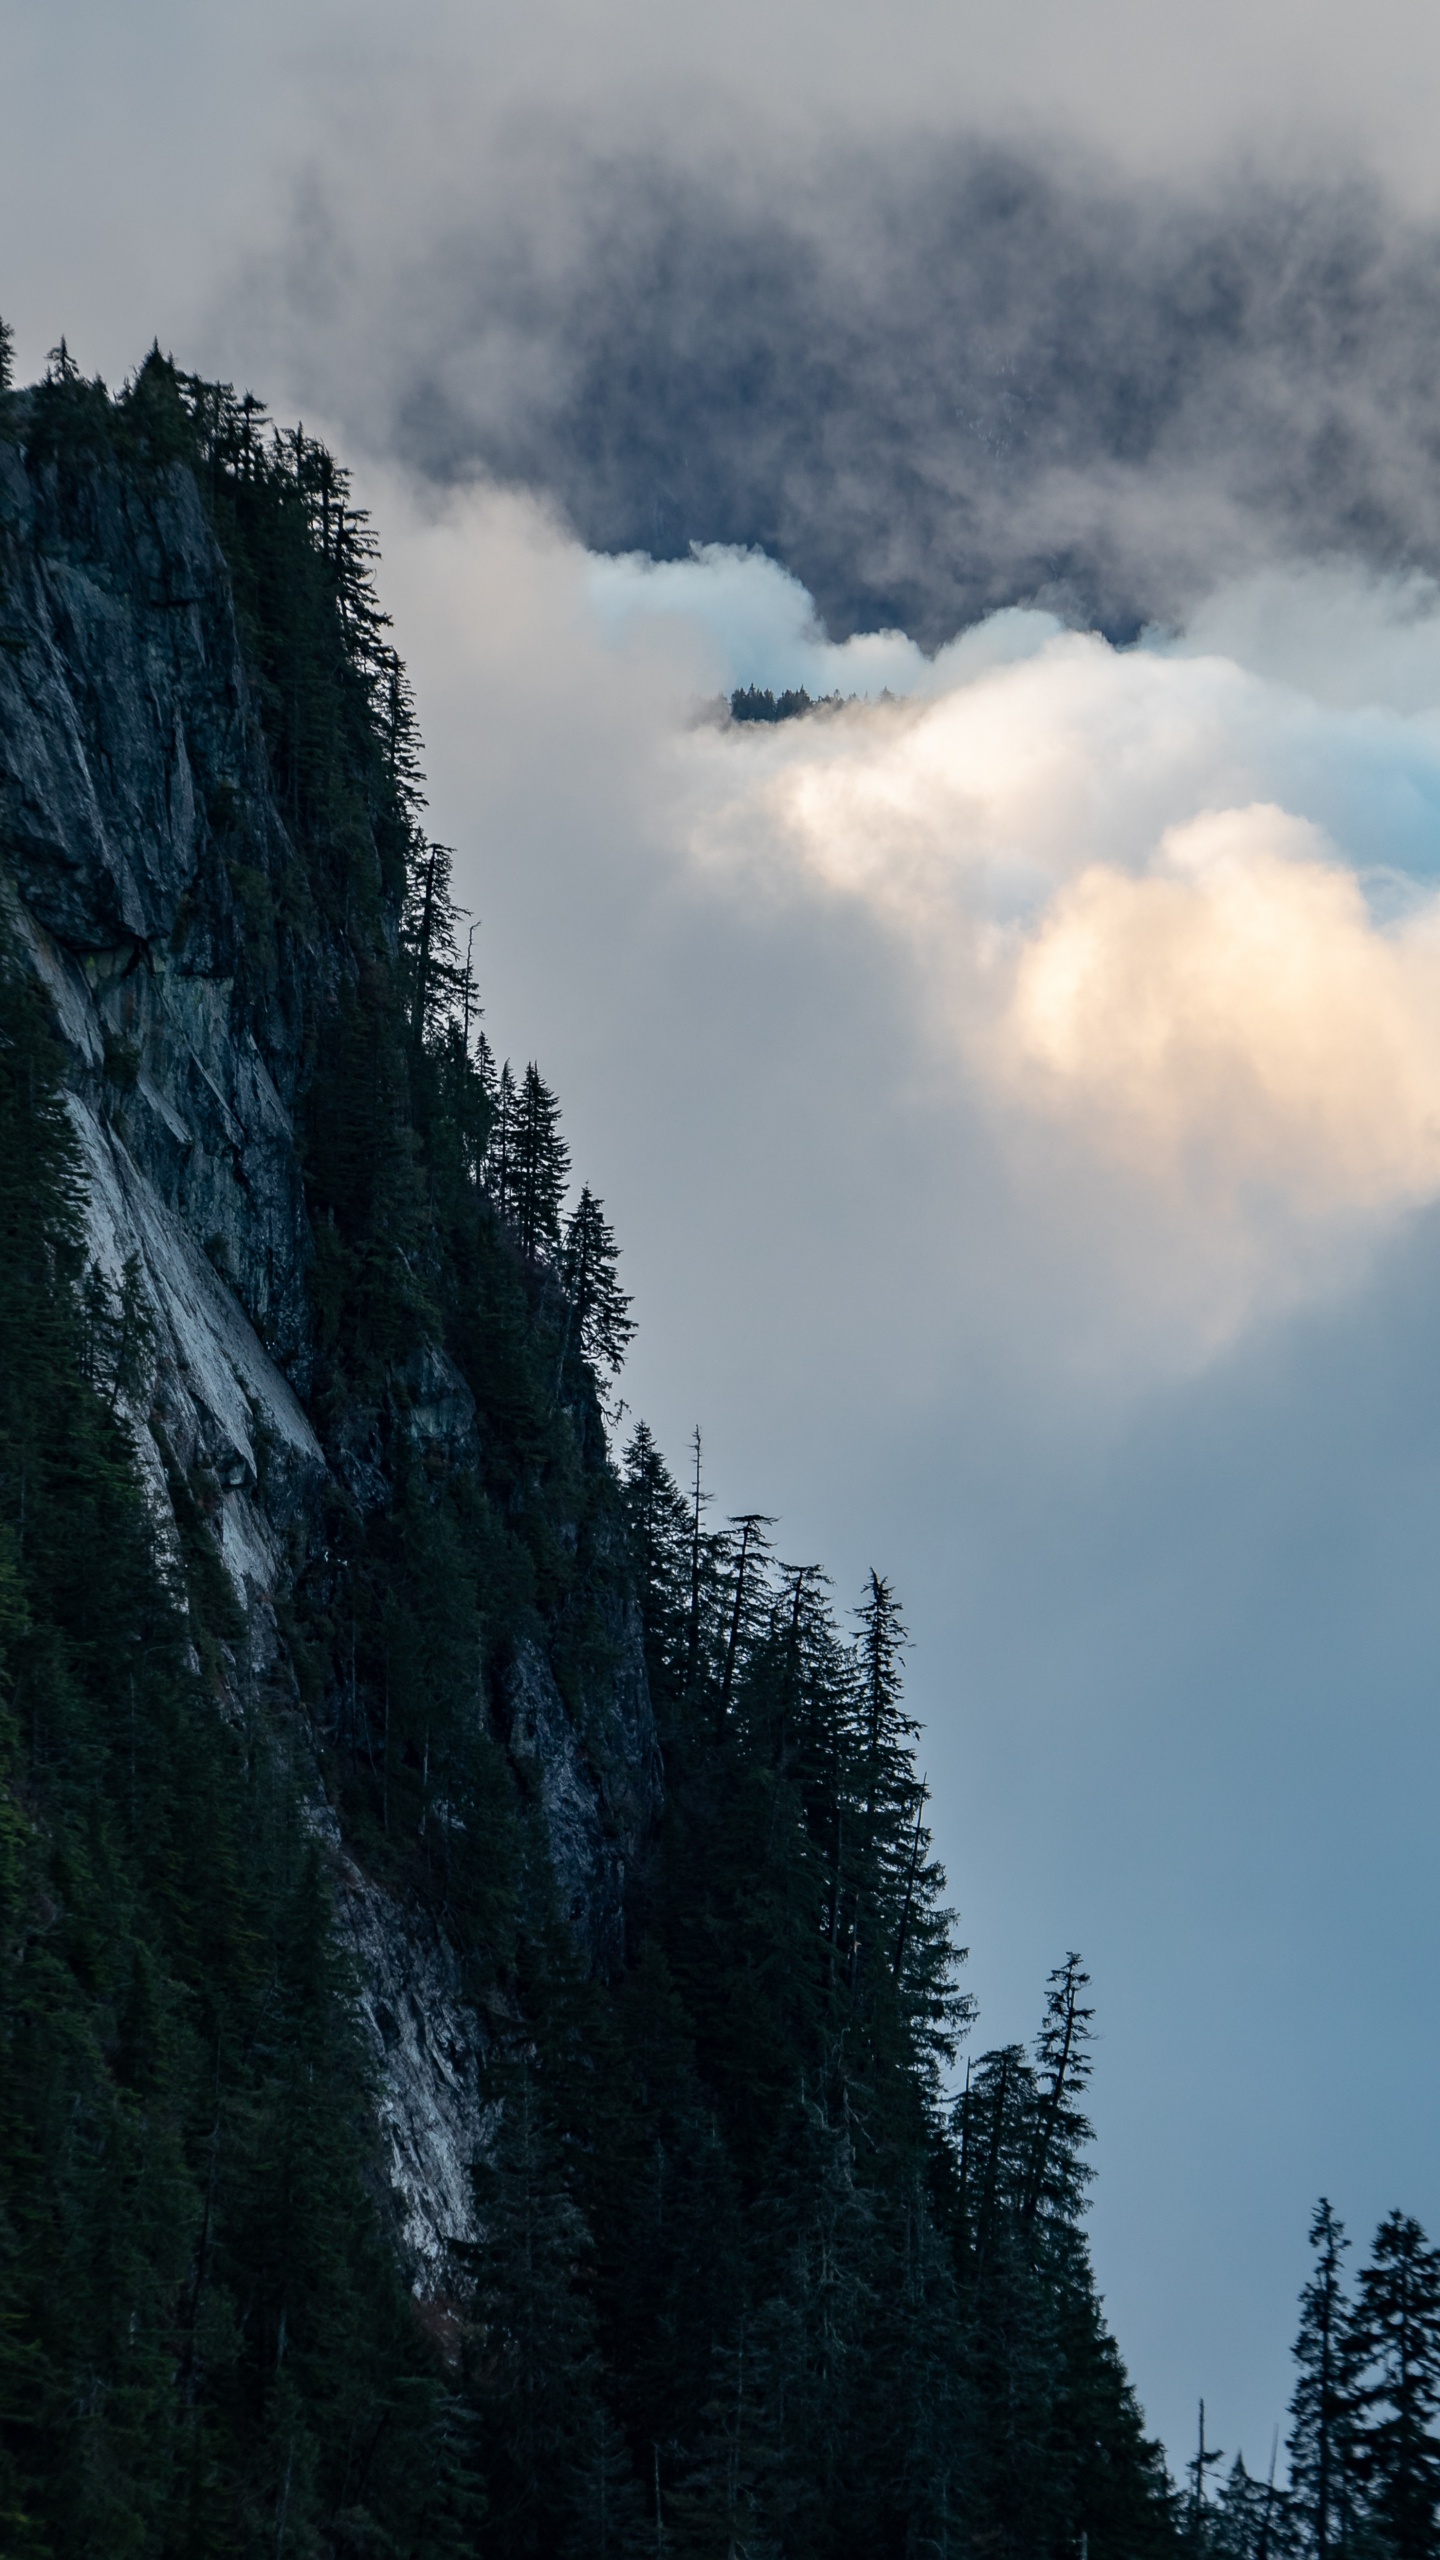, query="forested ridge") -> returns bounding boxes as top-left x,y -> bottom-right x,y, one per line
0,340 -> 1432,2560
